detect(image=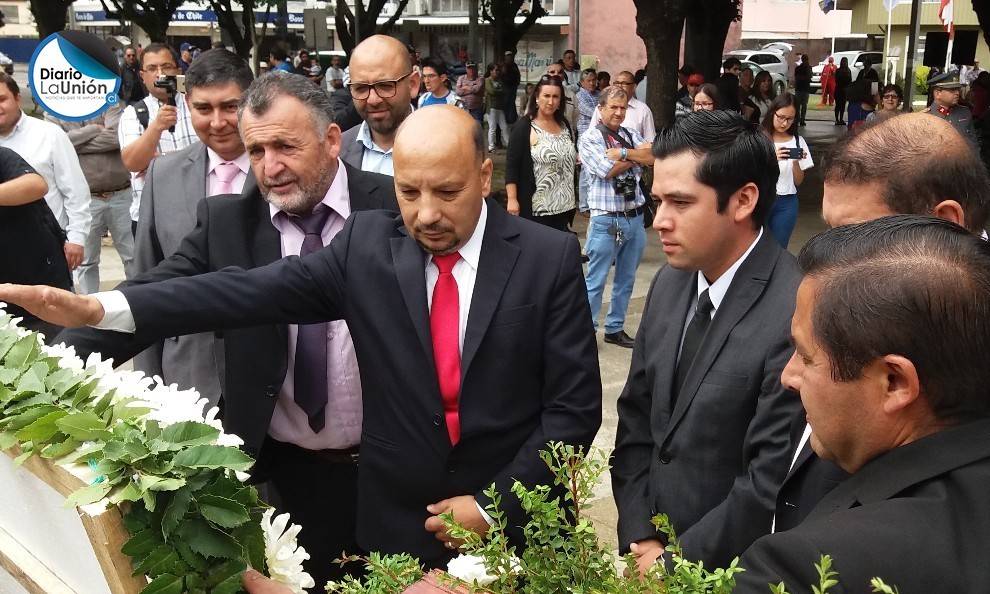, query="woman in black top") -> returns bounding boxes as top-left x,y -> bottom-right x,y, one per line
833,57 -> 853,126
793,54 -> 812,126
